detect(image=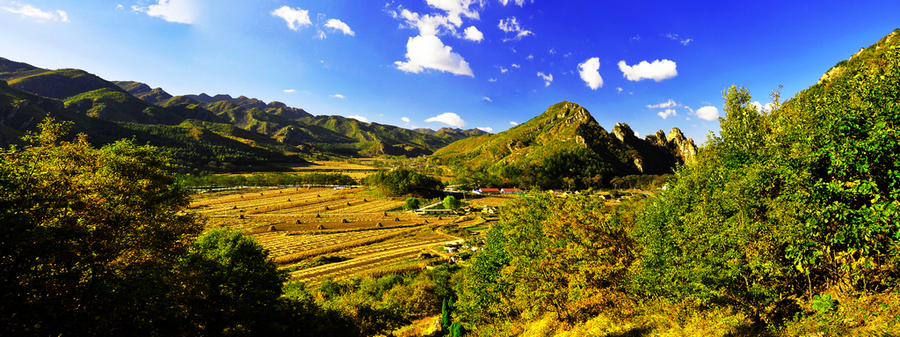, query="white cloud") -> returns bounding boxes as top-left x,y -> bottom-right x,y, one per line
527,54 -> 534,60
477,127 -> 494,132
665,33 -> 693,46
132,0 -> 193,24
3,4 -> 70,22
498,17 -> 532,41
464,26 -> 483,42
425,112 -> 467,127
500,66 -> 508,73
548,48 -> 556,55
499,0 -> 528,6
483,96 -> 492,102
564,52 -> 572,58
395,35 -> 474,77
272,6 -> 311,31
751,101 -> 774,113
402,117 -> 411,123
425,0 -> 484,27
696,106 -> 719,121
330,94 -> 346,99
284,89 -> 296,93
488,78 -> 497,82
509,121 -> 519,126
117,4 -> 124,10
657,109 -> 677,119
537,72 -> 553,87
630,35 -> 641,41
617,59 -> 678,82
511,63 -> 520,68
647,99 -> 680,109
635,131 -> 640,137
325,19 -> 355,36
348,115 -> 369,123
577,57 -> 603,90
617,87 -> 623,94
